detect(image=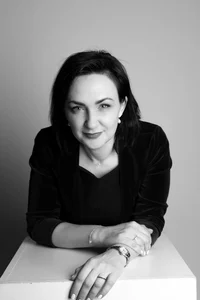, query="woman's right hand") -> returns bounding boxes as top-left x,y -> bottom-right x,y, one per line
96,221 -> 153,255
